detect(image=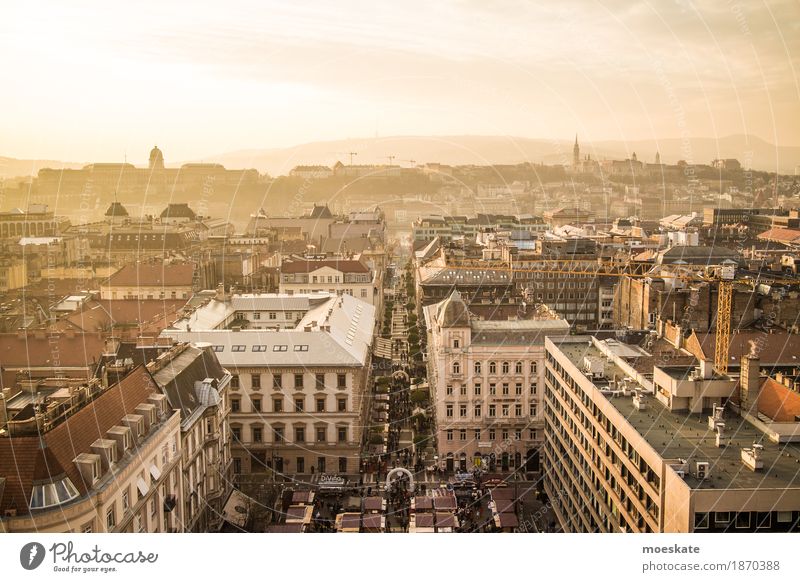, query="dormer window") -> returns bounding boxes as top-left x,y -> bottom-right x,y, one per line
29,477 -> 80,510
